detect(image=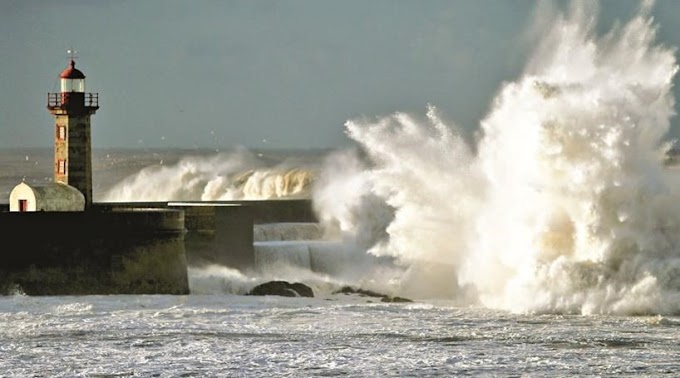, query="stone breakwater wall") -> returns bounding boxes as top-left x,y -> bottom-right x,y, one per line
96,200 -> 316,272
0,208 -> 189,295
0,199 -> 316,295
